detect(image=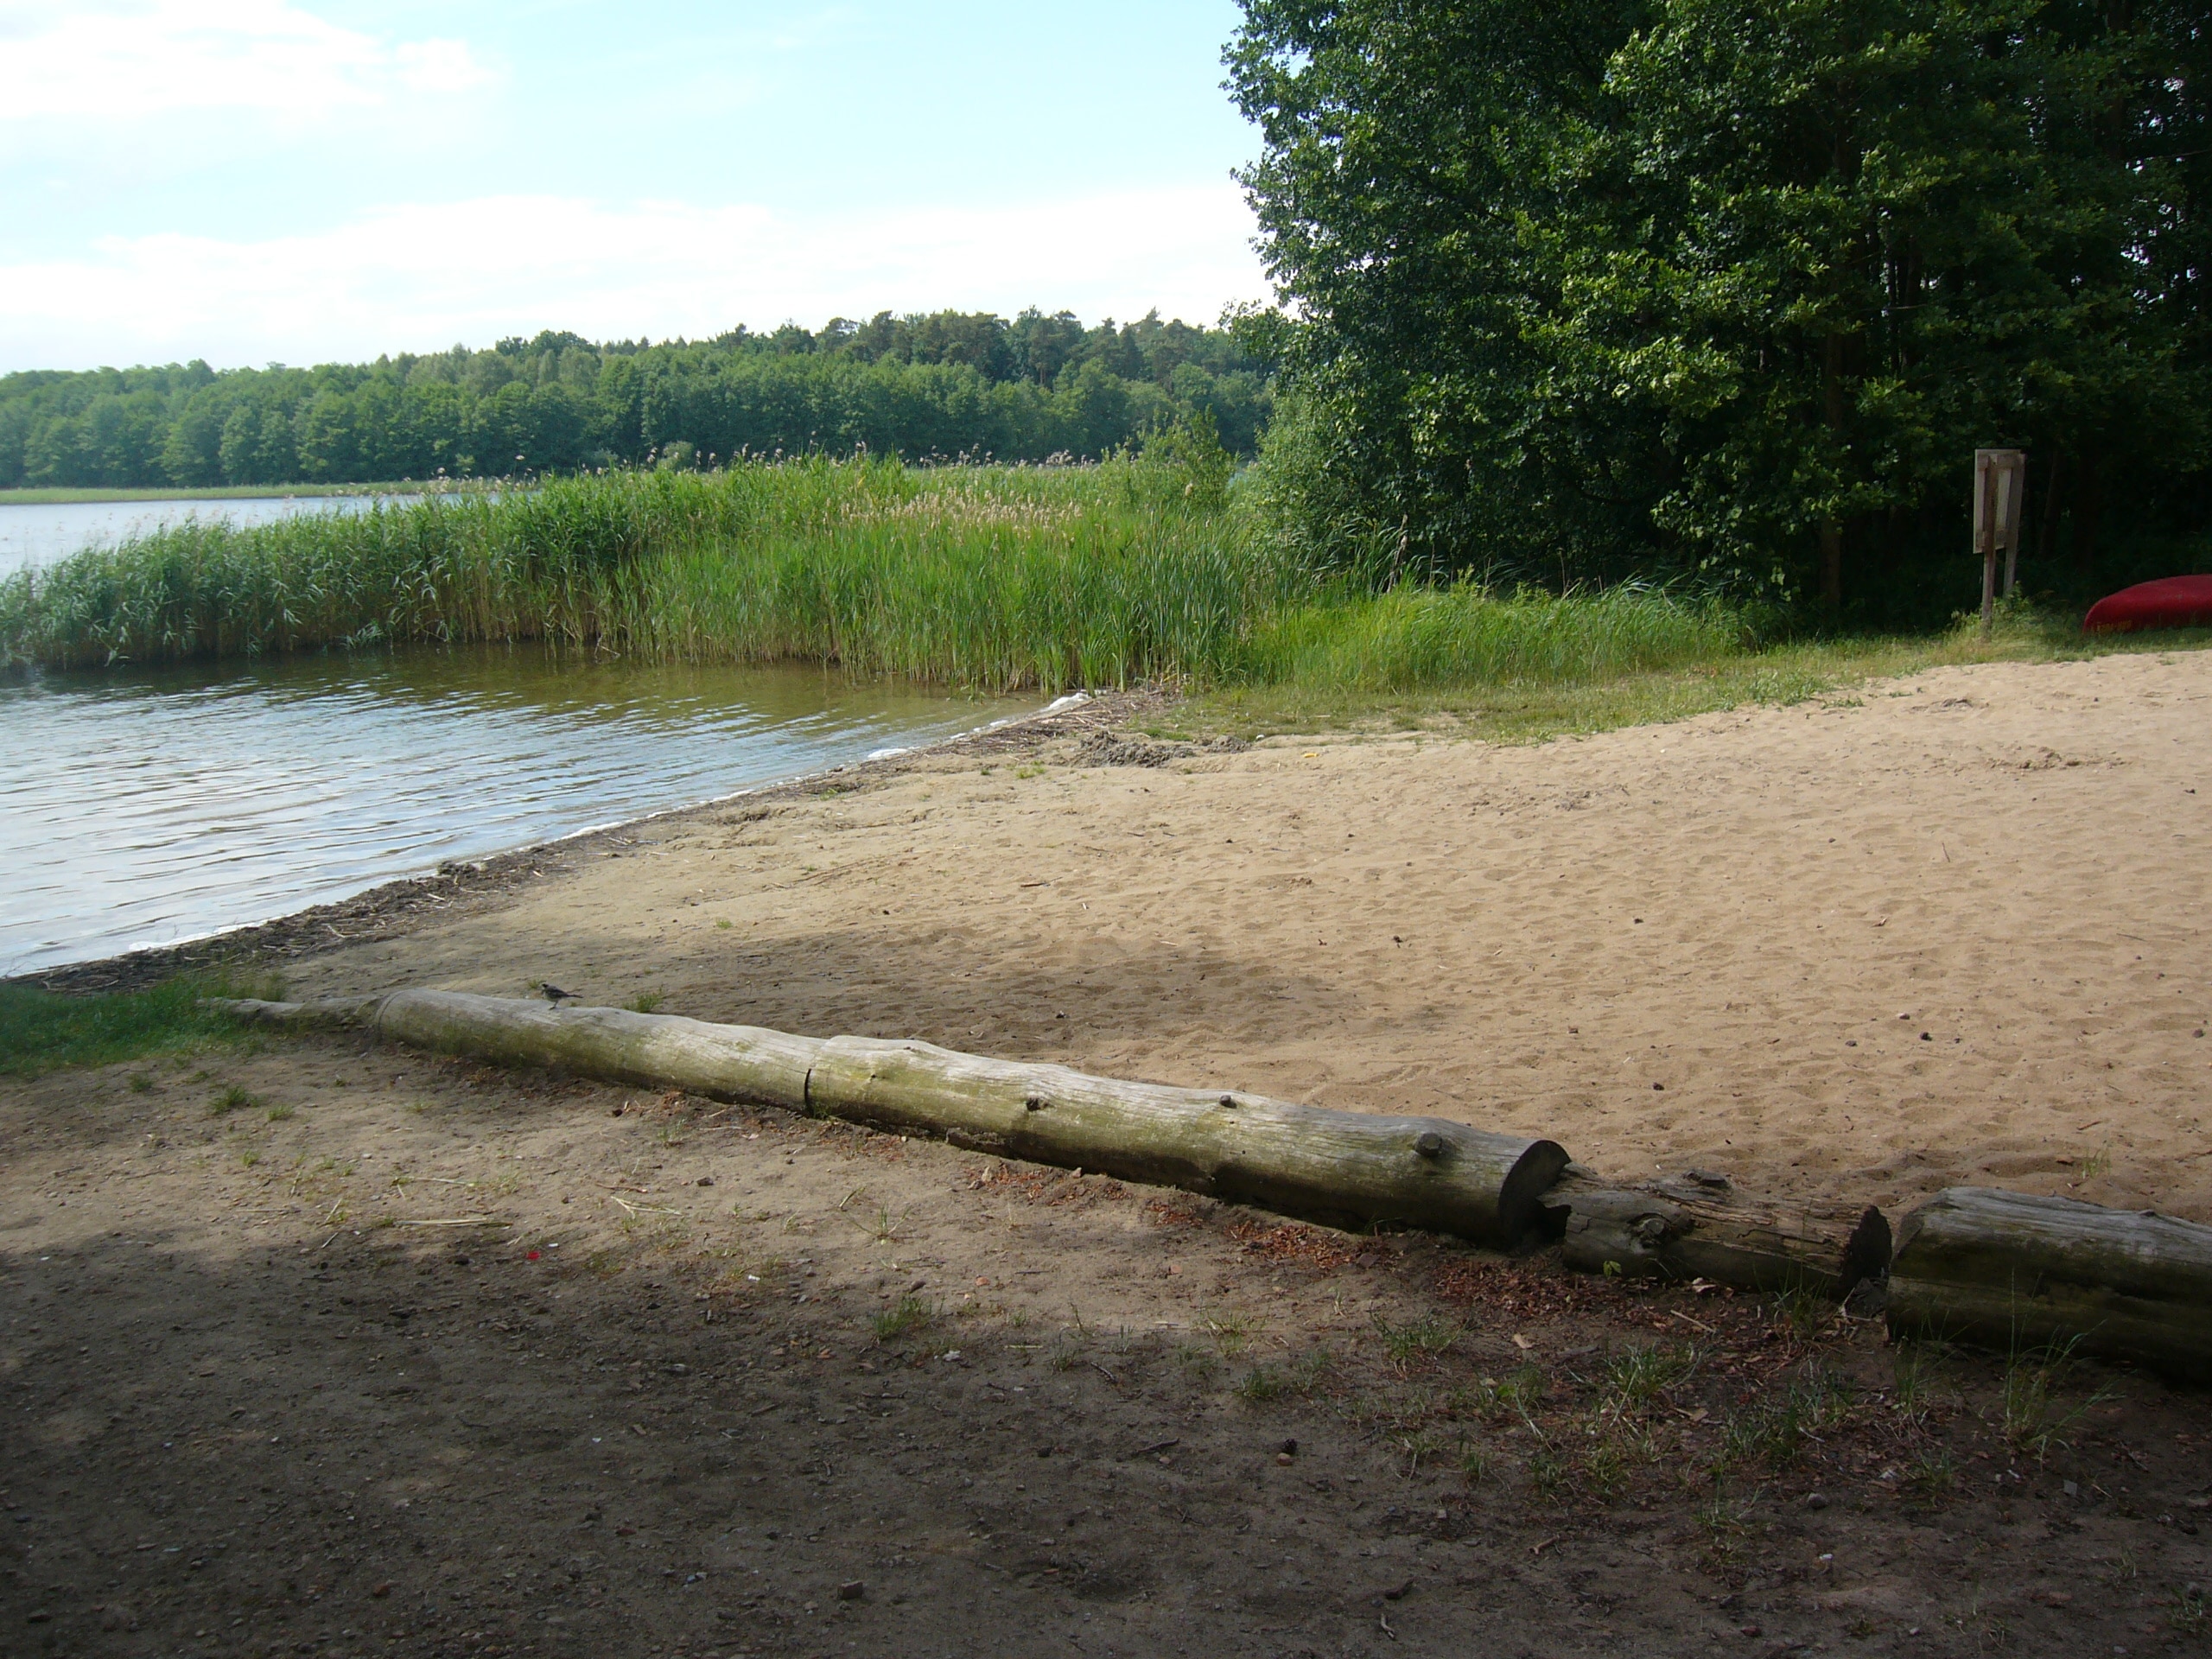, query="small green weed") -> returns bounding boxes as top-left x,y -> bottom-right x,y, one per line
1891,1344 -> 1937,1424
1175,1342 -> 1220,1383
872,1295 -> 932,1342
2000,1337 -> 2108,1461
1205,1313 -> 1257,1357
1464,1364 -> 1548,1425
1235,1364 -> 1286,1403
208,1084 -> 255,1116
2168,1586 -> 2207,1637
1905,1446 -> 1958,1499
1698,1479 -> 1755,1546
1580,1439 -> 1631,1499
715,918 -> 734,930
1373,1312 -> 1459,1363
238,1150 -> 260,1168
265,1102 -> 295,1122
1721,1367 -> 1850,1470
1770,1282 -> 1832,1344
625,993 -> 665,1014
1602,1343 -> 1696,1410
1526,1448 -> 1573,1503
1233,1346 -> 1330,1405
1395,1427 -> 1446,1476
